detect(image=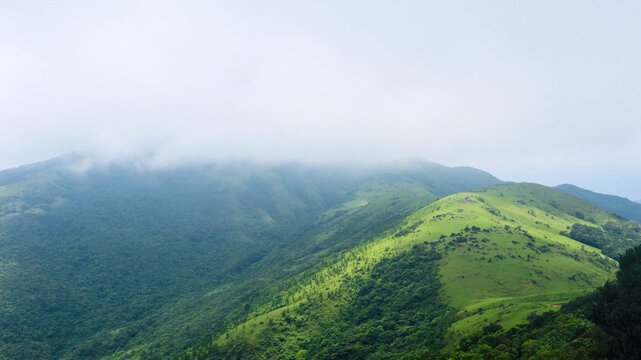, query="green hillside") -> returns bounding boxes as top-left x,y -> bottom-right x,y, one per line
182,183 -> 640,359
5,157 -> 640,359
0,157 -> 502,359
556,183 -> 641,224
452,243 -> 641,359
